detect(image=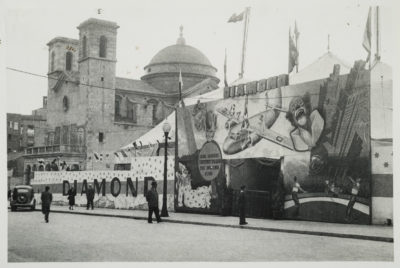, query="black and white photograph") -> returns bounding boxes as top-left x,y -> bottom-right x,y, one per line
1,0 -> 398,264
